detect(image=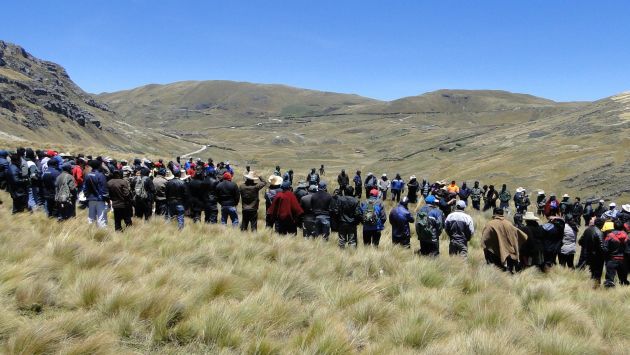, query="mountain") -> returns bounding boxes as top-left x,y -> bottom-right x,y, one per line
97,80 -> 377,129
0,40 -> 196,155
